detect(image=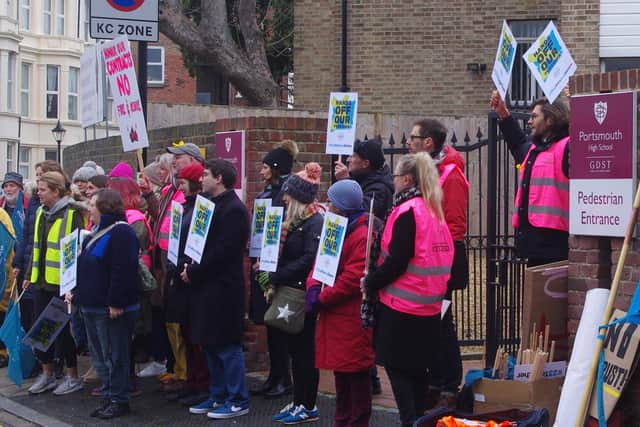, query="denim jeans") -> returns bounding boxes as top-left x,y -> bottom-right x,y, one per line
70,308 -> 87,351
83,308 -> 138,403
202,343 -> 248,407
